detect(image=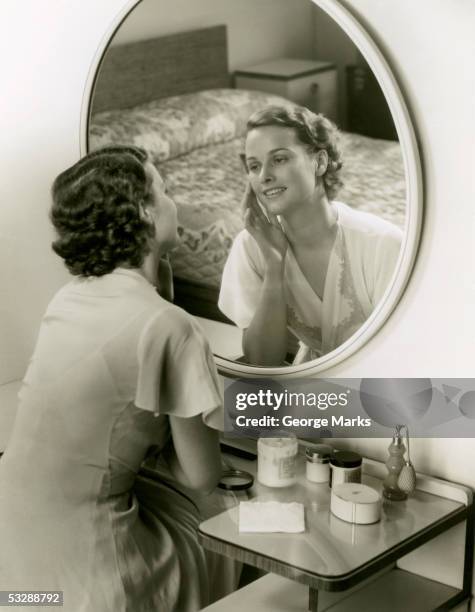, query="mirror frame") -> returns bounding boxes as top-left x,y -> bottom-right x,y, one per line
80,0 -> 422,379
